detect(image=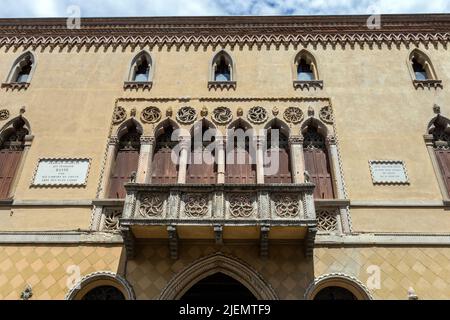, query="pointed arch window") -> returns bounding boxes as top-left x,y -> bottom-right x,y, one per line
209,51 -> 236,90
108,123 -> 141,199
2,52 -> 35,90
408,50 -> 442,89
264,123 -> 292,184
124,52 -> 153,90
0,118 -> 28,199
186,120 -> 217,184
303,125 -> 334,199
293,50 -> 323,90
151,125 -> 179,184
